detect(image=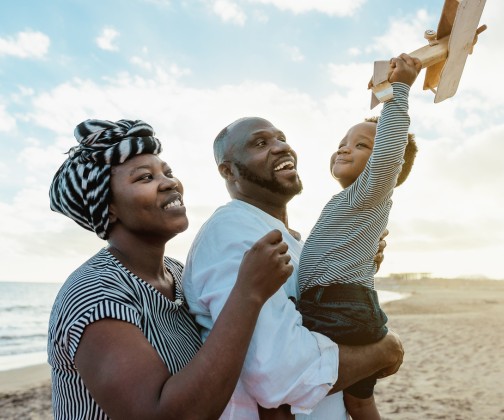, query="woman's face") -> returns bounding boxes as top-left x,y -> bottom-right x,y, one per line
108,154 -> 188,241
